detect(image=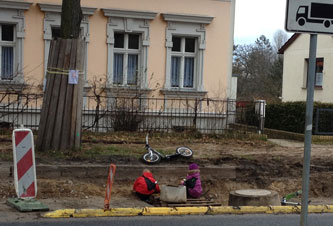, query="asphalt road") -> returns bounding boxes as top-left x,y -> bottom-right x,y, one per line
2,214 -> 333,226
